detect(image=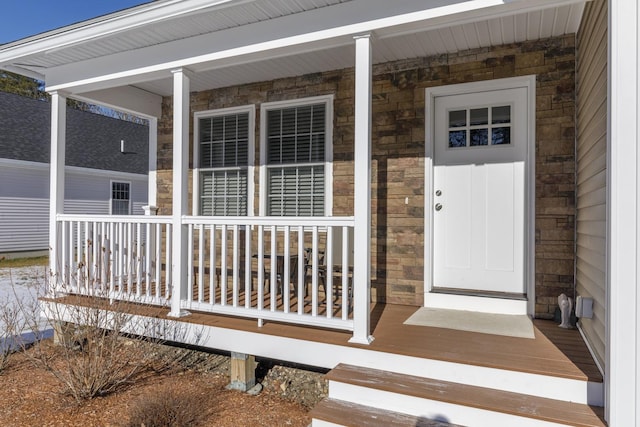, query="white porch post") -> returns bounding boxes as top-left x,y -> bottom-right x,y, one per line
148,117 -> 158,207
169,68 -> 191,317
350,34 -> 374,344
48,91 -> 66,289
607,0 -> 640,424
